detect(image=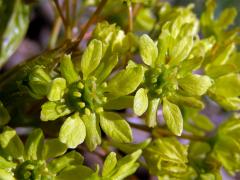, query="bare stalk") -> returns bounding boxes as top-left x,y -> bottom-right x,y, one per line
128,3 -> 133,32
53,0 -> 67,28
75,0 -> 108,44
